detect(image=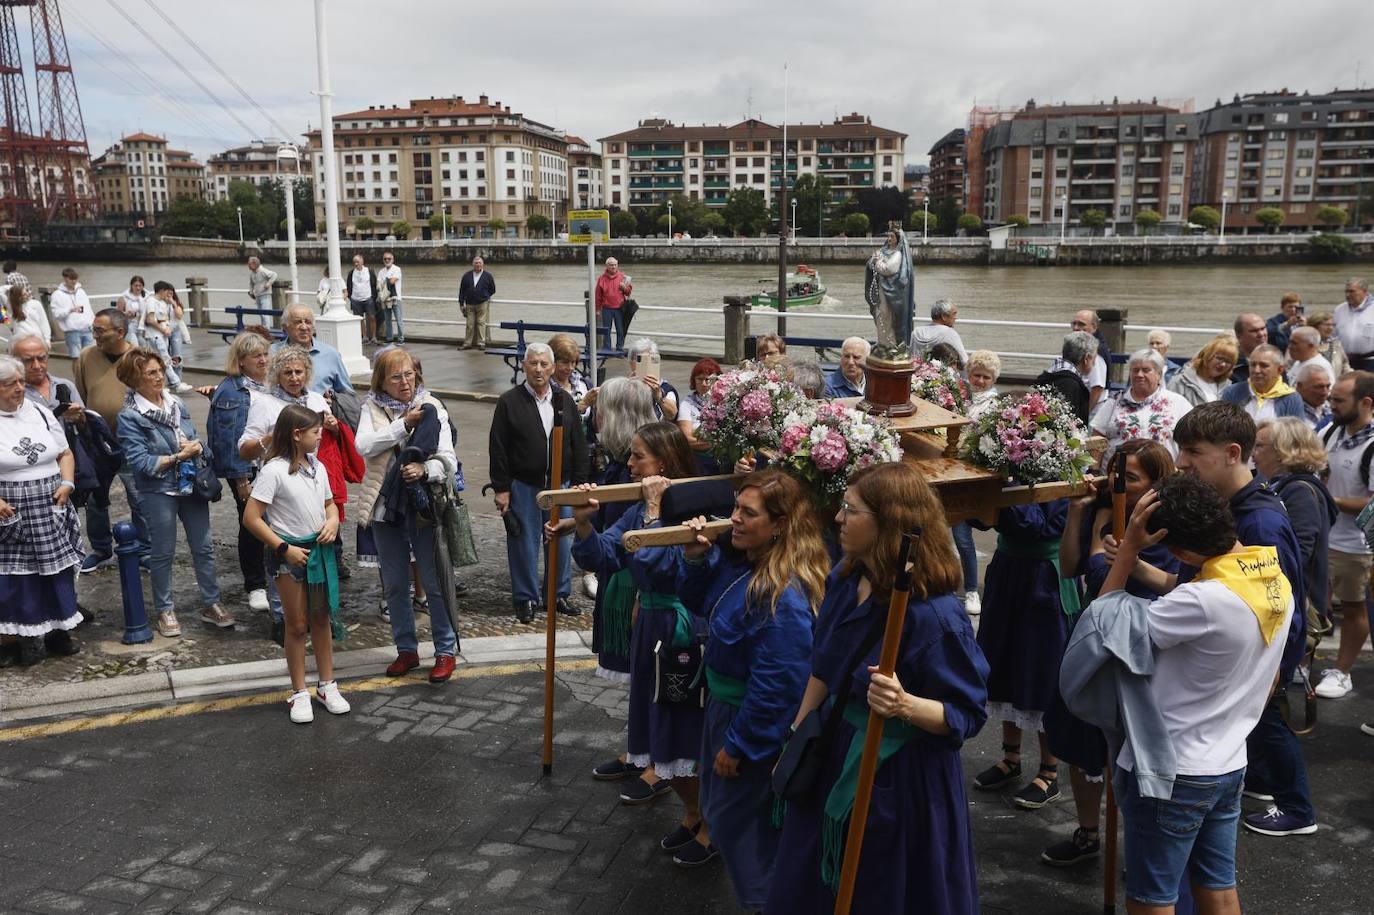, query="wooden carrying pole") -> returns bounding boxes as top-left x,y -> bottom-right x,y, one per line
1104,450 -> 1127,914
834,531 -> 918,915
622,519 -> 733,552
536,473 -> 739,511
542,401 -> 566,777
